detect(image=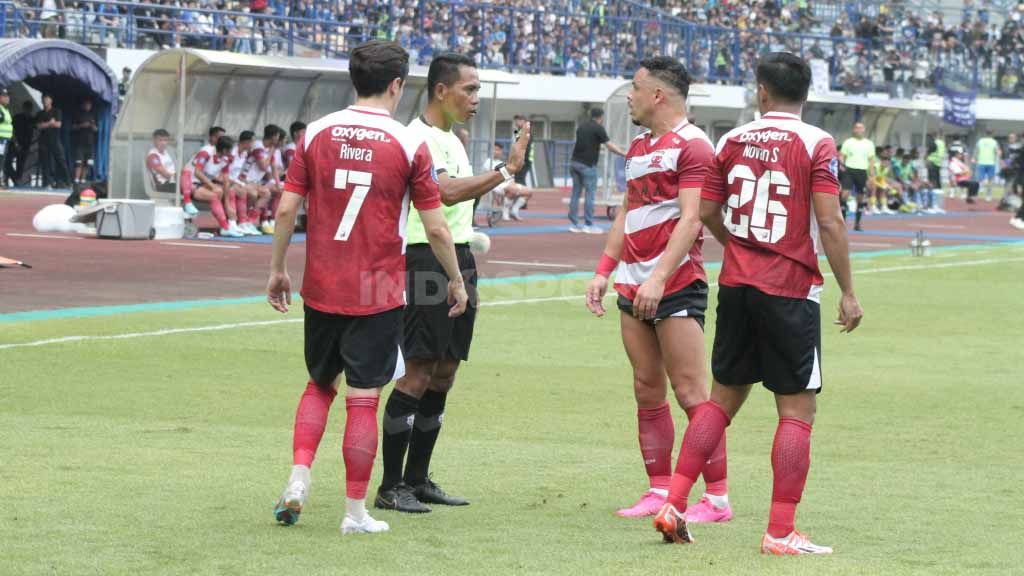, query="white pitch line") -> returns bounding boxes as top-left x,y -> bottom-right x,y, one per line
916,224 -> 967,230
6,233 -> 83,240
161,242 -> 241,249
2,255 -> 1023,352
849,241 -> 894,248
487,259 -> 576,269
